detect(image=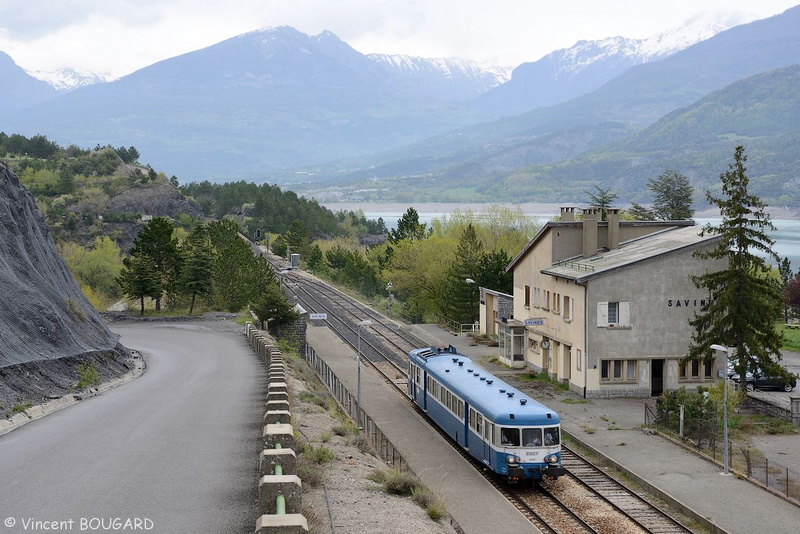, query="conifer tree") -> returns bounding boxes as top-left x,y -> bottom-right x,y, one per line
128,217 -> 181,311
649,170 -> 695,220
180,223 -> 214,314
687,146 -> 786,381
117,254 -> 162,316
443,223 -> 483,324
